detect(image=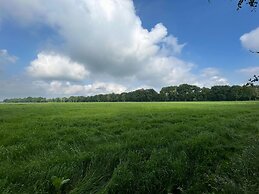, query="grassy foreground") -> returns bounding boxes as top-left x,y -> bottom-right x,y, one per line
0,102 -> 259,194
